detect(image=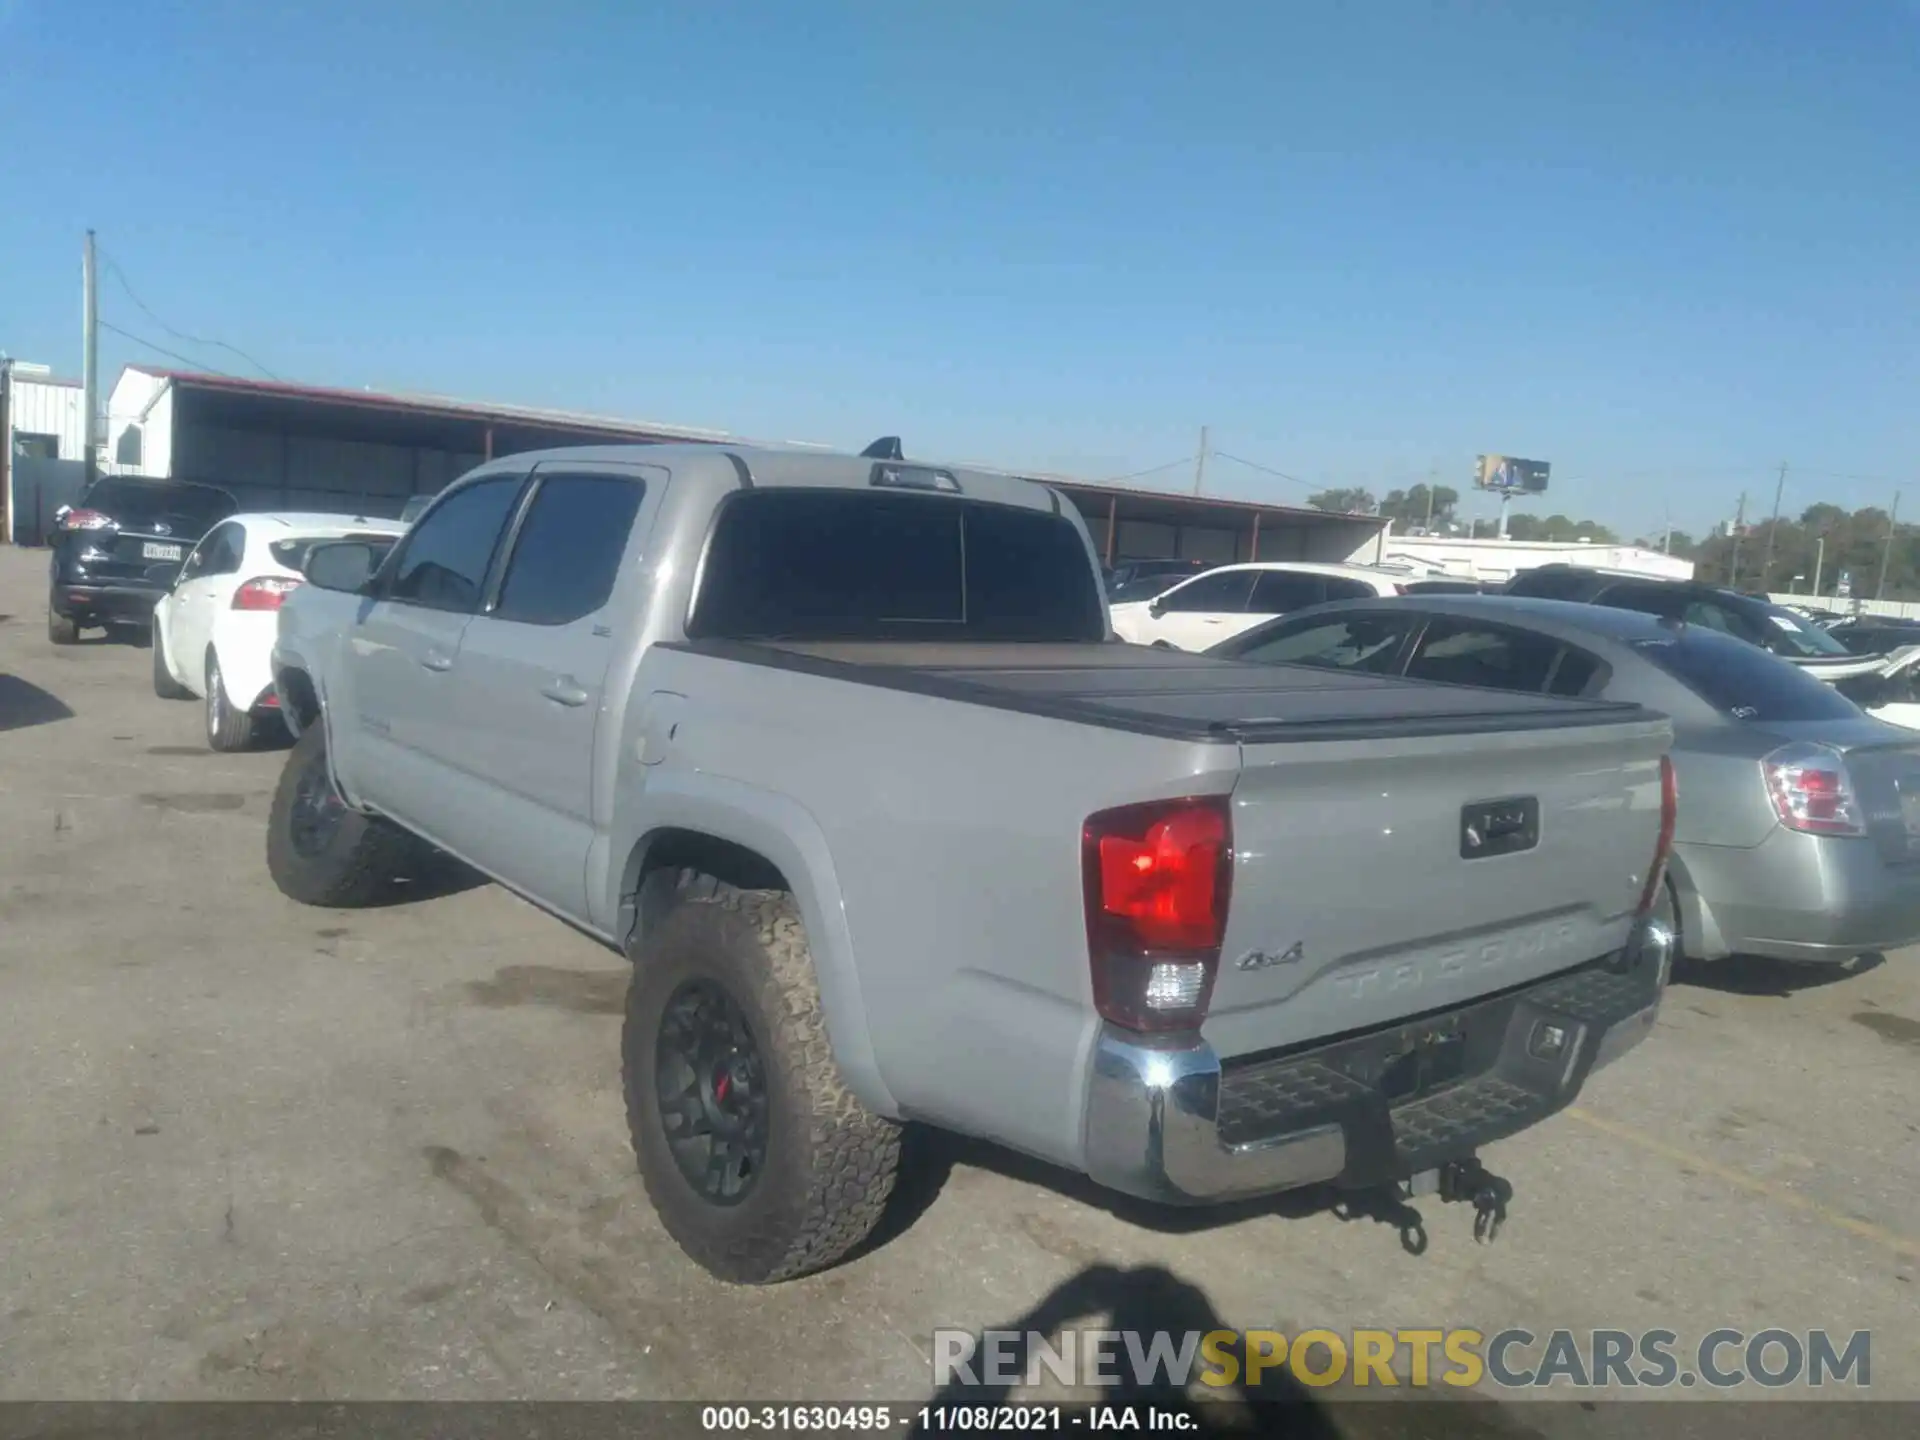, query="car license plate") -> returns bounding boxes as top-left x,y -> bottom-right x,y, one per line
142,542 -> 184,561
